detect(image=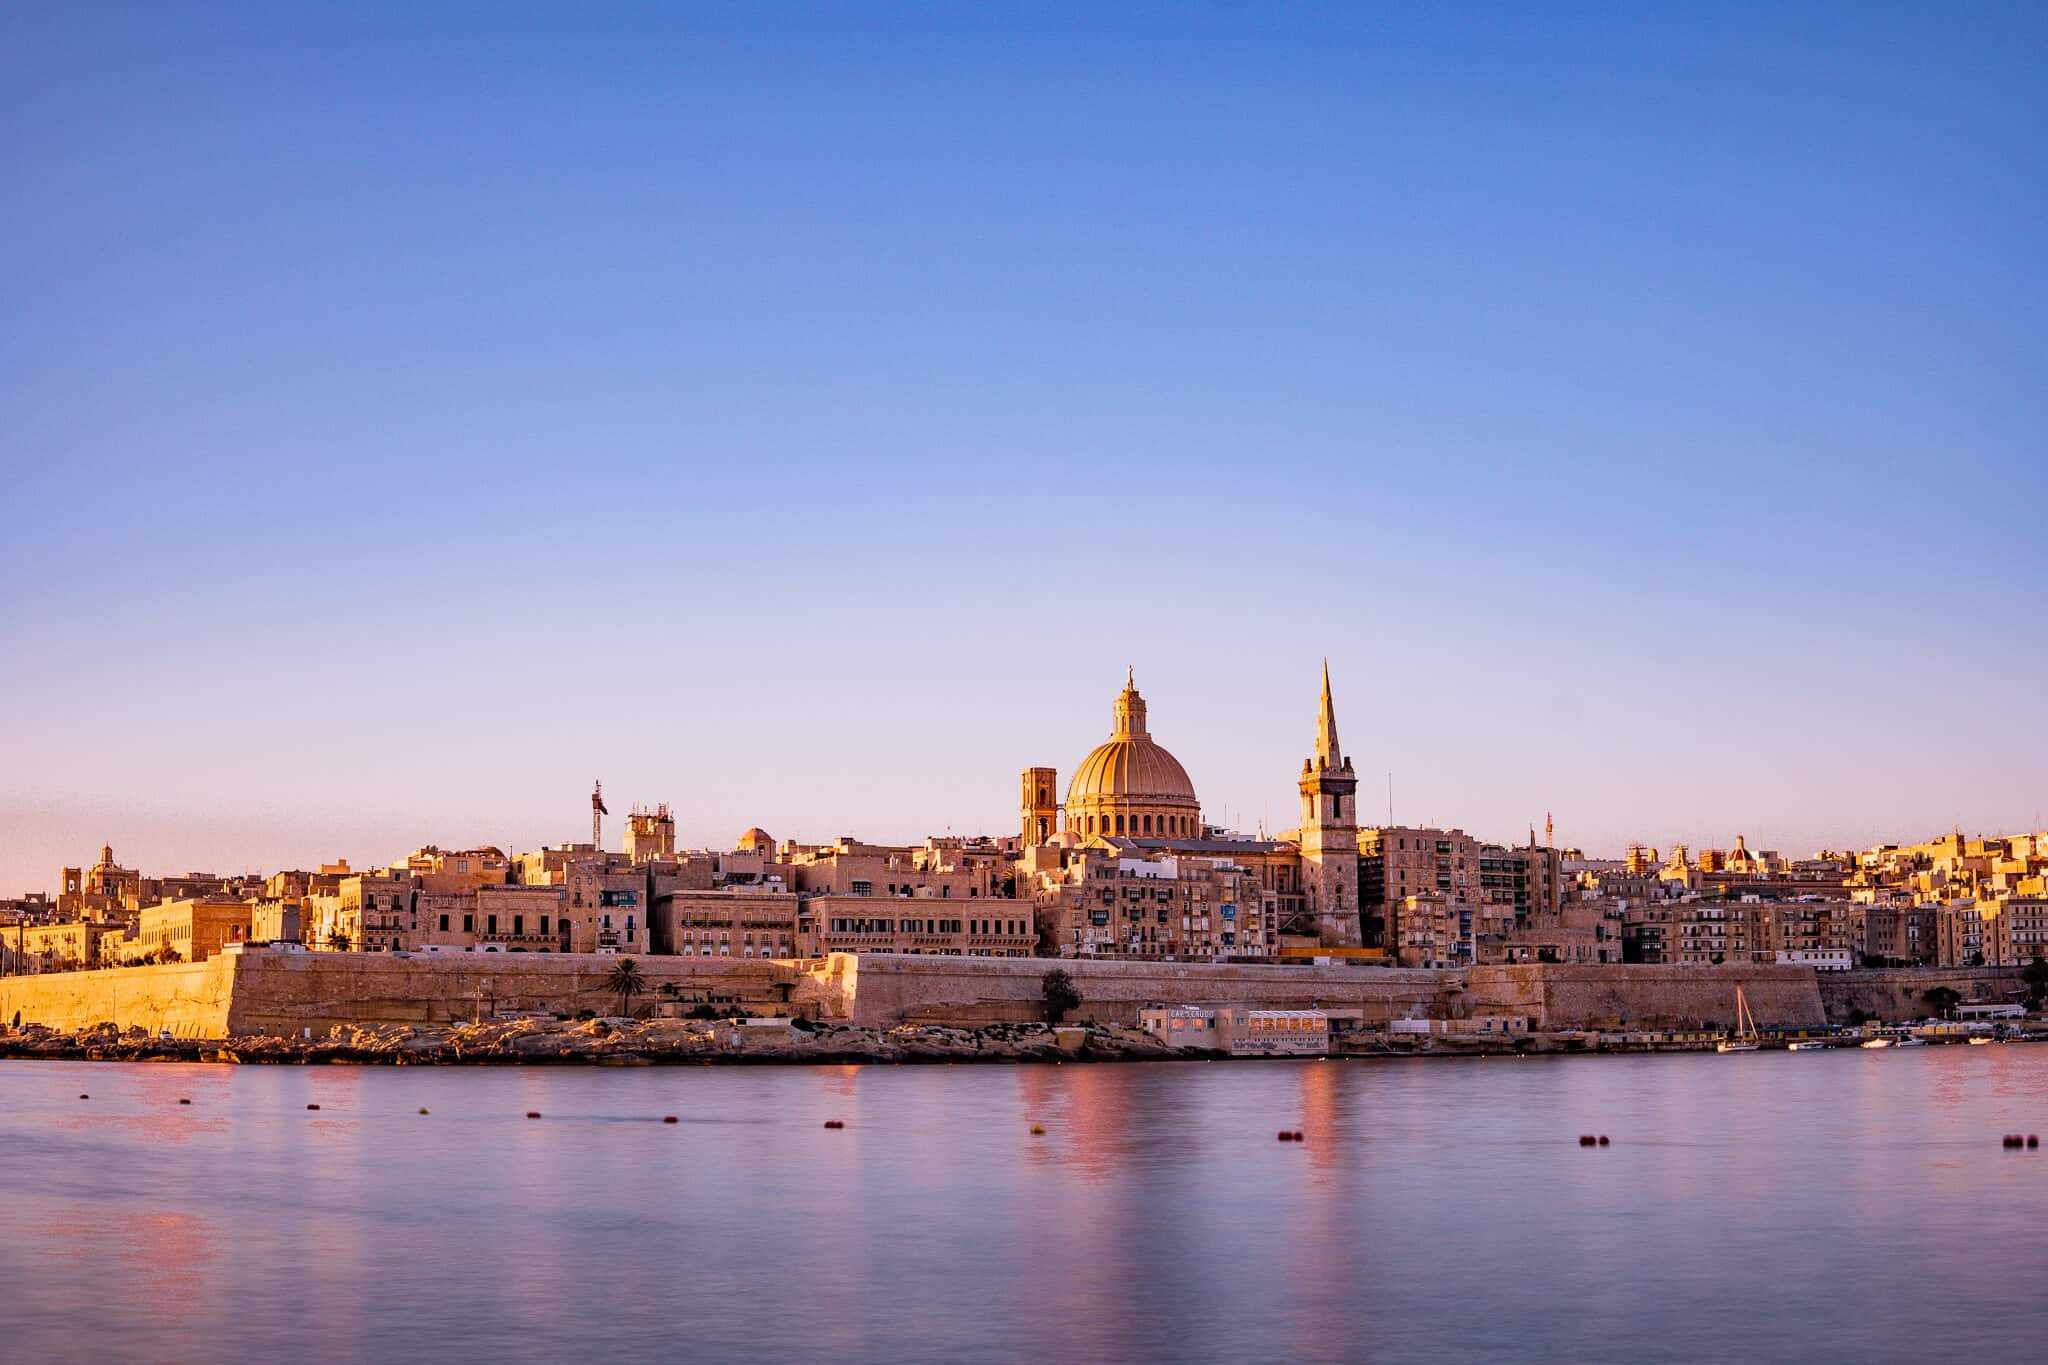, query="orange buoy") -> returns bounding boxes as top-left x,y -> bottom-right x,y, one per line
418,1108 -> 429,1115
1030,1125 -> 1045,1135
